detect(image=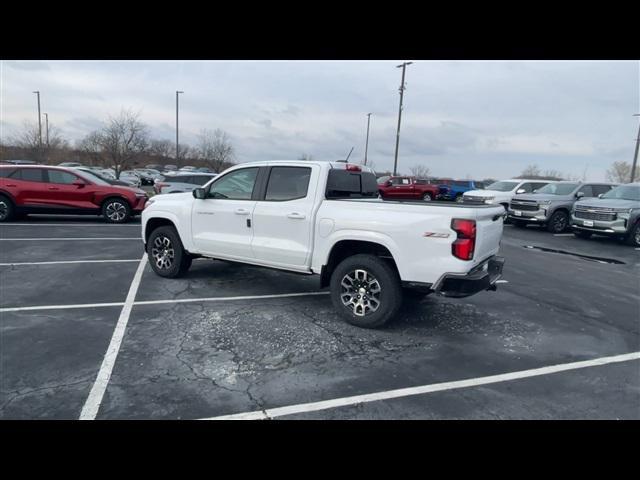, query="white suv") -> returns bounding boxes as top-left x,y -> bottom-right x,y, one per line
463,179 -> 553,210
